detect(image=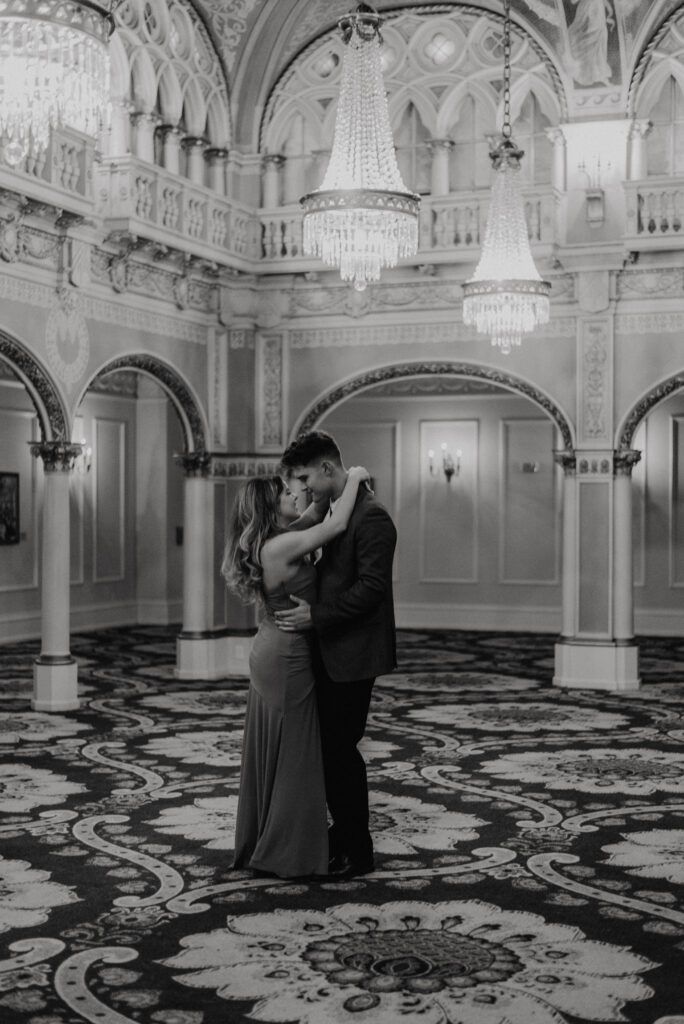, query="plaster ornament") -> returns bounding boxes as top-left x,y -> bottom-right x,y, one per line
45,288 -> 90,388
